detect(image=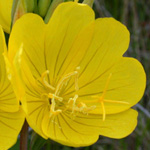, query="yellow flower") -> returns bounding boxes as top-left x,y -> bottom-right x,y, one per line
6,2 -> 146,147
0,0 -> 13,33
0,26 -> 25,150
